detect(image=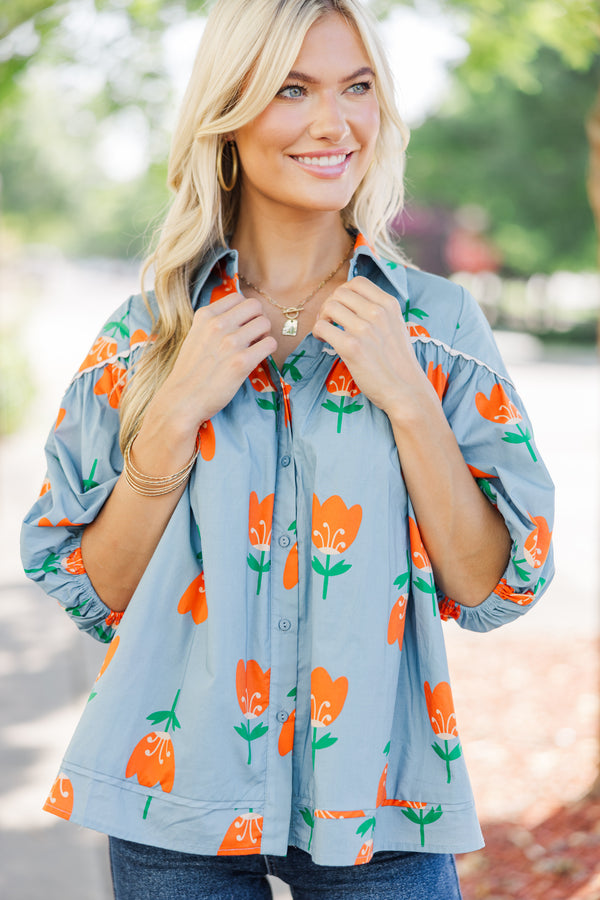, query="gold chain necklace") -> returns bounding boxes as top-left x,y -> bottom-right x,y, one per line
238,245 -> 353,336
